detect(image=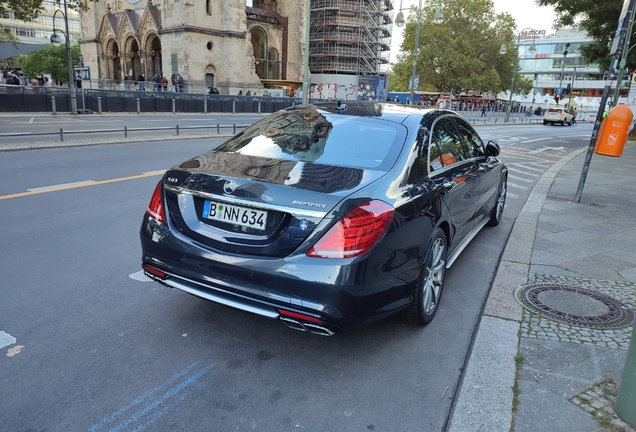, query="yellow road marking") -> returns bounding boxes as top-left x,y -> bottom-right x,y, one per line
0,170 -> 165,201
